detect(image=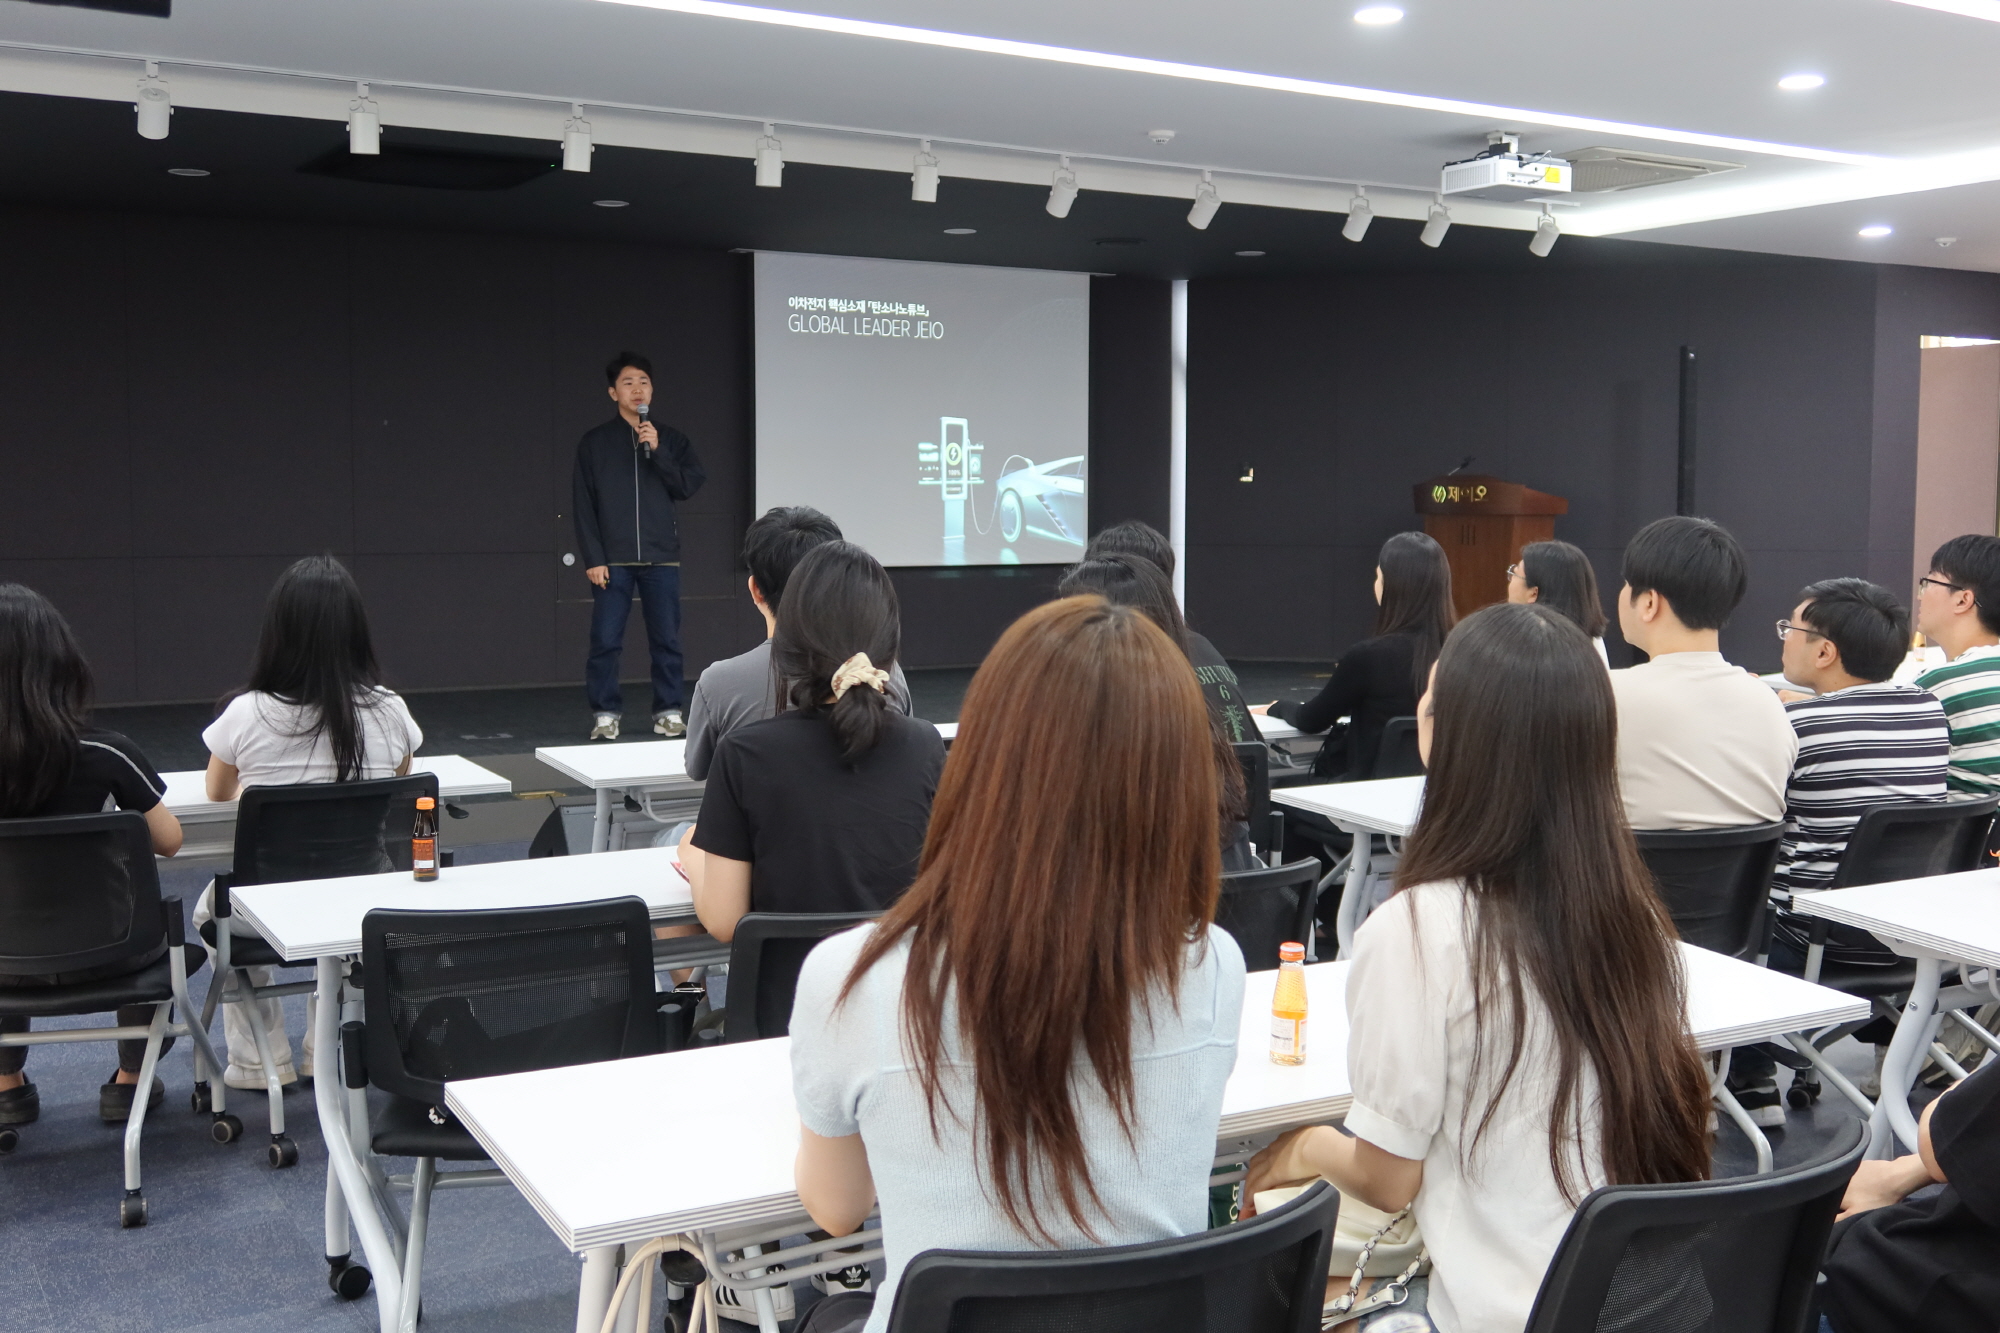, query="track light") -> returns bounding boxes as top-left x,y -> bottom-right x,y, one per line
1529,207 -> 1561,257
911,140 -> 939,203
1420,200 -> 1452,248
348,82 -> 381,155
755,124 -> 784,188
1187,171 -> 1221,230
1341,187 -> 1372,242
1047,157 -> 1079,218
135,62 -> 170,141
563,104 -> 593,172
